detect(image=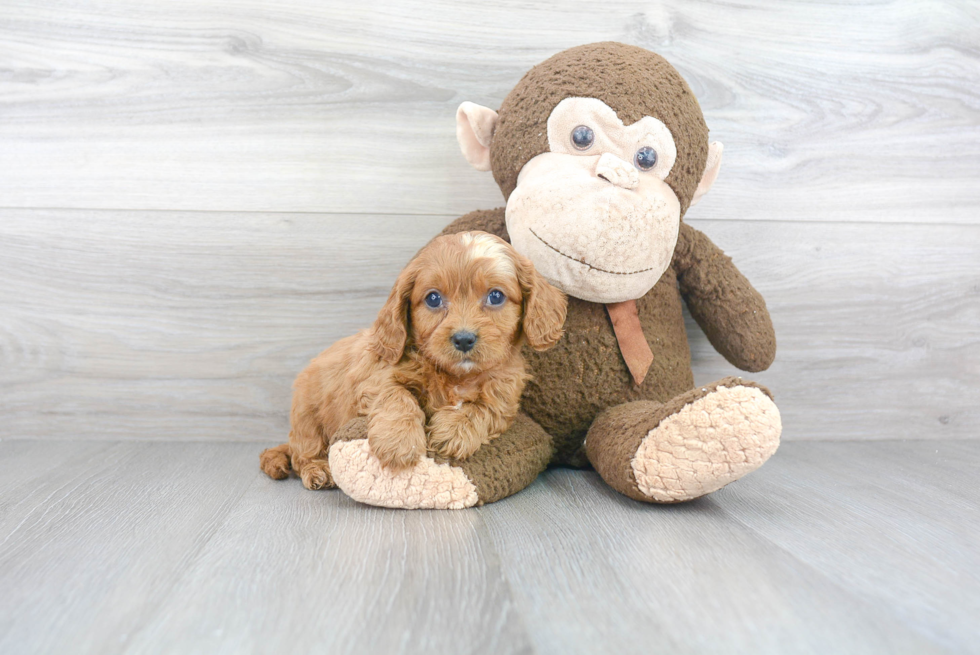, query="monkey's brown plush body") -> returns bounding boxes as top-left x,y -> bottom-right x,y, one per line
326,42 -> 782,508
